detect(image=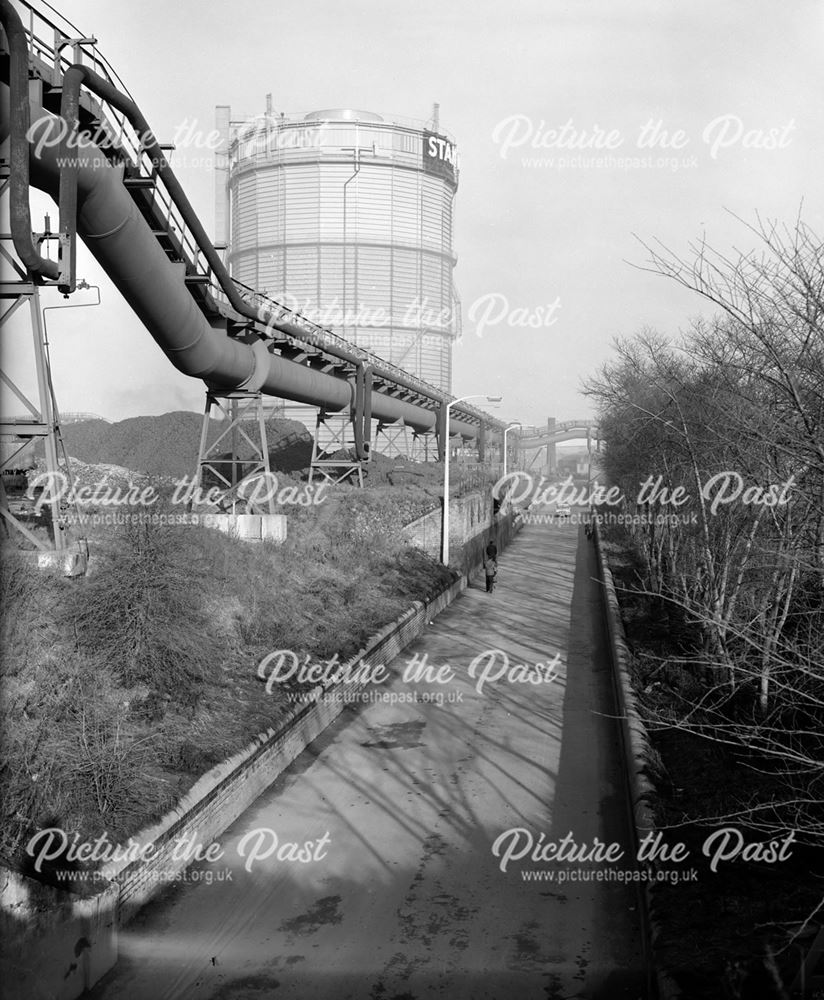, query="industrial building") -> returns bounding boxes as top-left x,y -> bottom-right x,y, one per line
215,101 -> 461,455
